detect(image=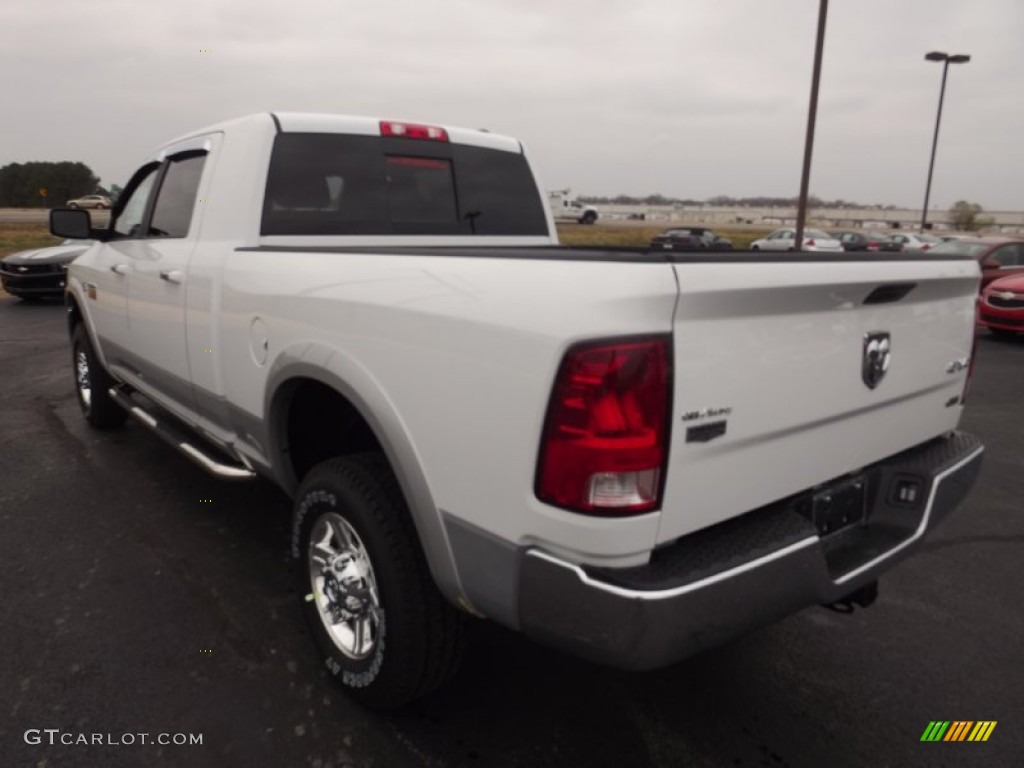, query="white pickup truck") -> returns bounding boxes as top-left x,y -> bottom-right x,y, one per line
52,113 -> 984,709
548,189 -> 599,224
